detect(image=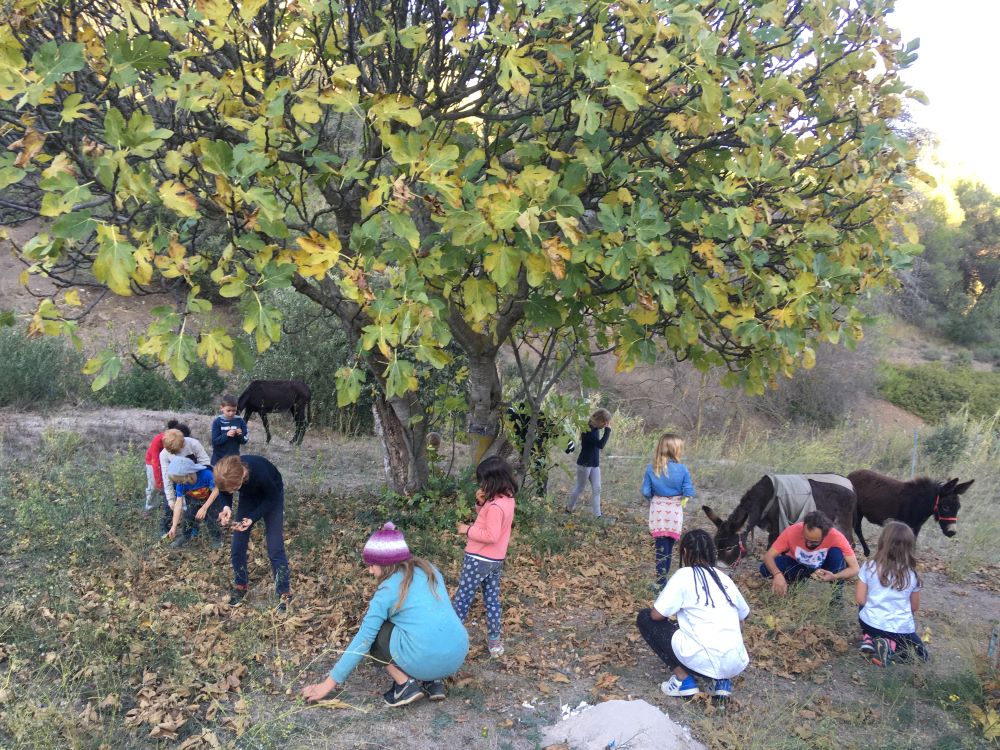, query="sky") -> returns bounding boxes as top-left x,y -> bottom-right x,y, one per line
891,0 -> 1000,193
